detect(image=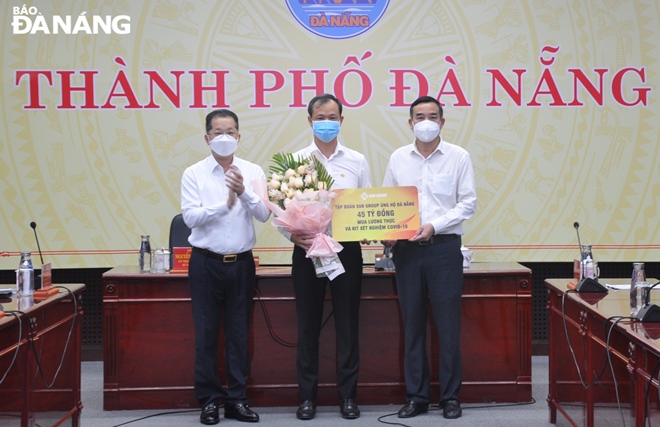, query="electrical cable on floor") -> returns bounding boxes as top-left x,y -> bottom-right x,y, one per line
447,398 -> 537,410
376,412 -> 416,427
375,398 -> 538,426
108,409 -> 200,427
101,397 -> 541,426
99,284 -> 339,426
